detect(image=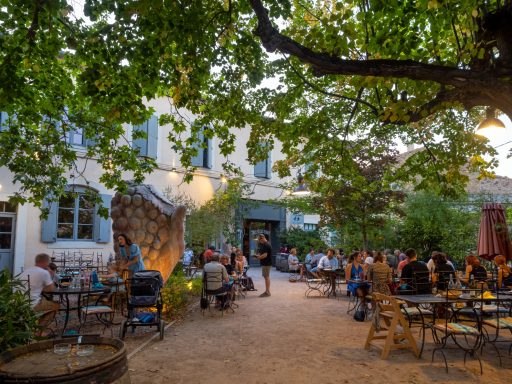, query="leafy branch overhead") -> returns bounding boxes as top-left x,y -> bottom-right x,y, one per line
0,0 -> 507,206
